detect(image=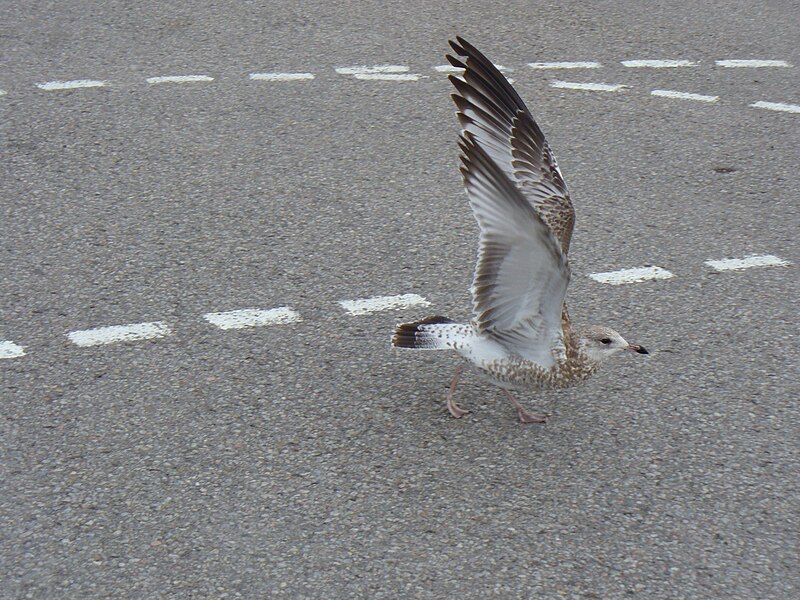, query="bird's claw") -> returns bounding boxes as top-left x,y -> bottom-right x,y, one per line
447,401 -> 472,419
517,408 -> 548,424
